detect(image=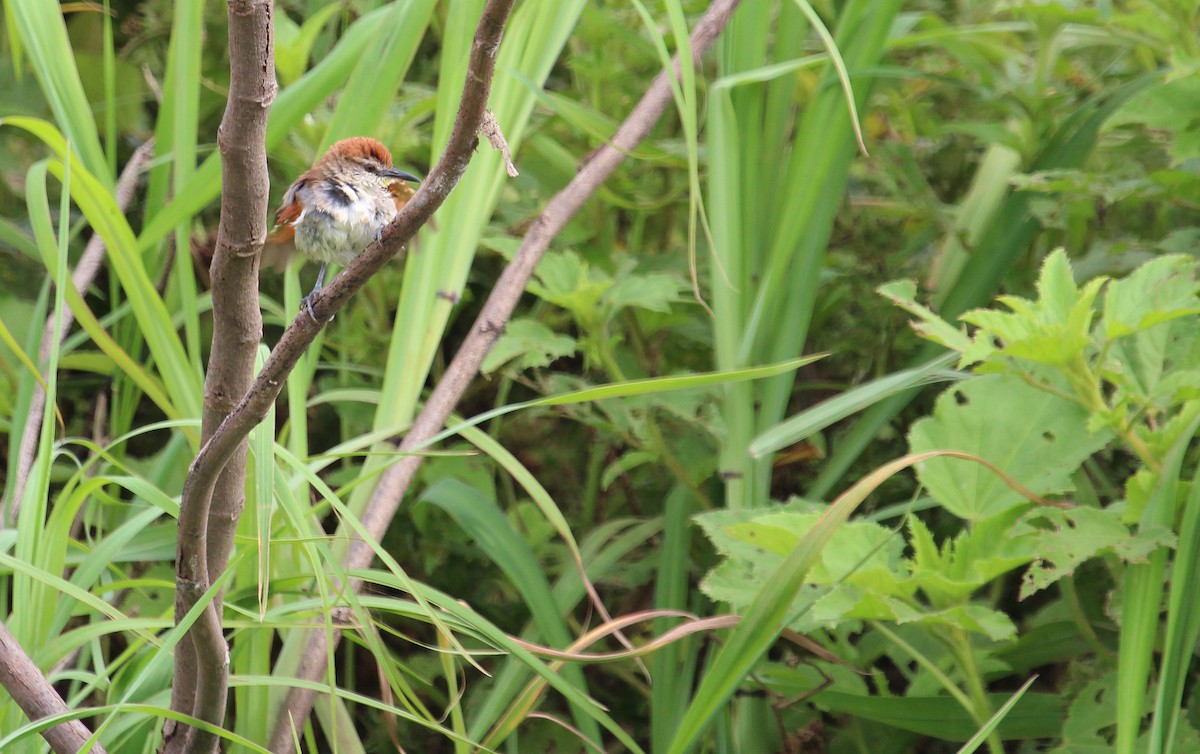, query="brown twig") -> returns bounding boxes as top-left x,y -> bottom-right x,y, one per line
0,620 -> 106,754
267,0 -> 744,748
164,0 -> 275,751
5,141 -> 154,526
